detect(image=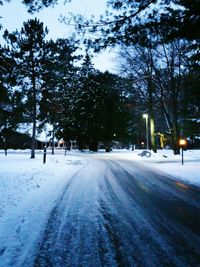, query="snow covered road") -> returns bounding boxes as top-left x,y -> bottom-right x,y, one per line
0,153 -> 200,266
